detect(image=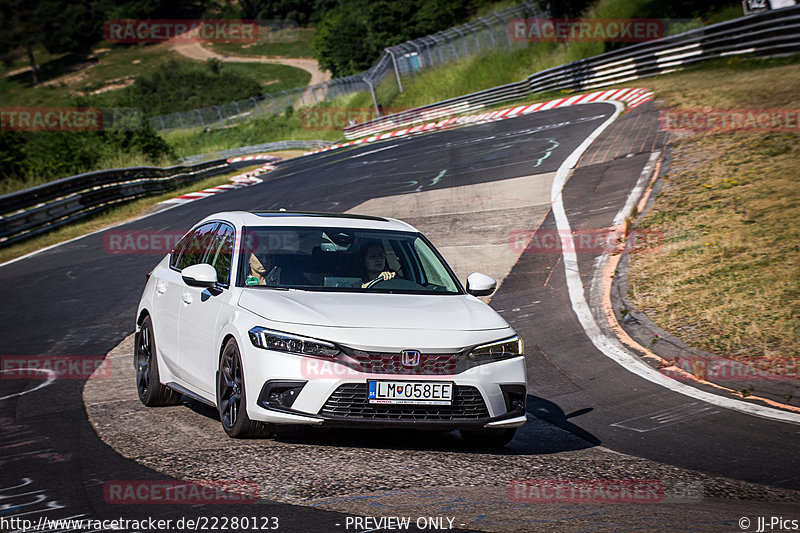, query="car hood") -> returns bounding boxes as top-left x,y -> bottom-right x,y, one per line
237,289 -> 509,332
